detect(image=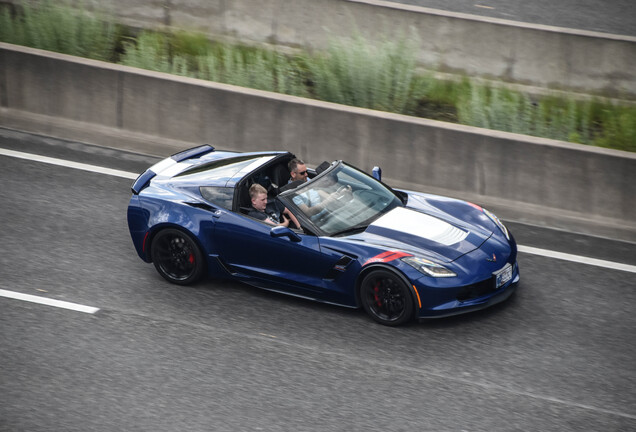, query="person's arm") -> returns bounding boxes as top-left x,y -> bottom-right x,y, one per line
278,215 -> 290,227
265,217 -> 278,226
301,186 -> 352,216
294,191 -> 329,217
283,207 -> 301,229
249,208 -> 277,225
